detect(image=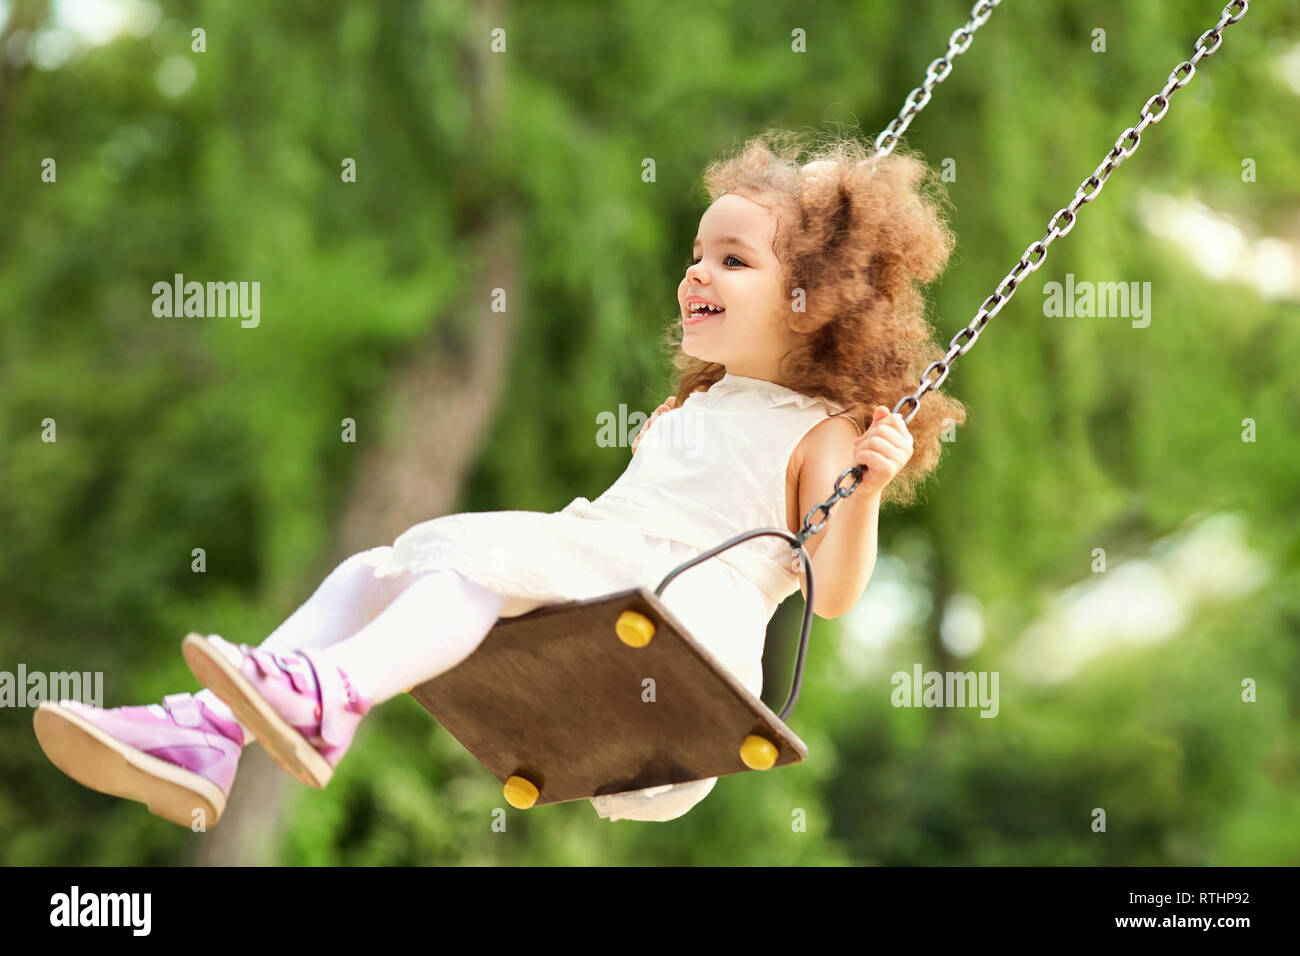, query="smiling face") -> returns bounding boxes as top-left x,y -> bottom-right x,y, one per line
676,191 -> 798,382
